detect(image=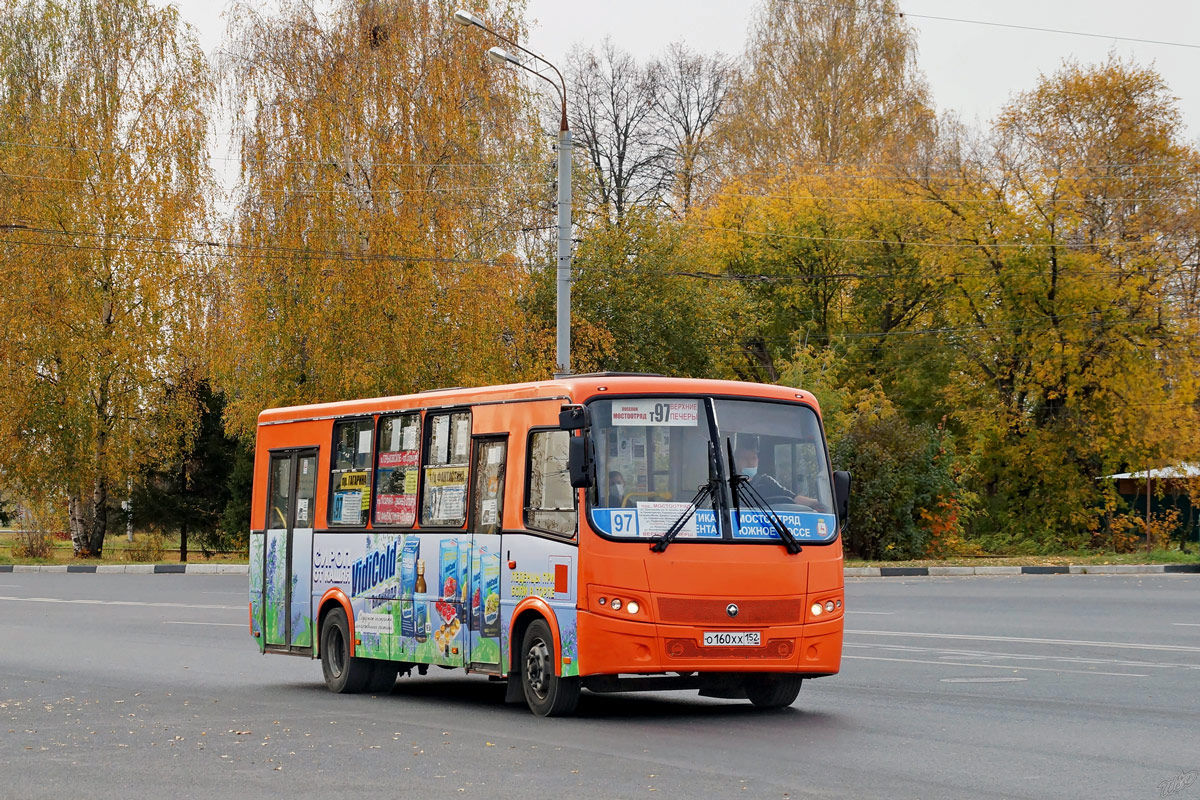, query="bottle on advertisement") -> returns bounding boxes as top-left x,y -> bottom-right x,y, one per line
414,558 -> 428,643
